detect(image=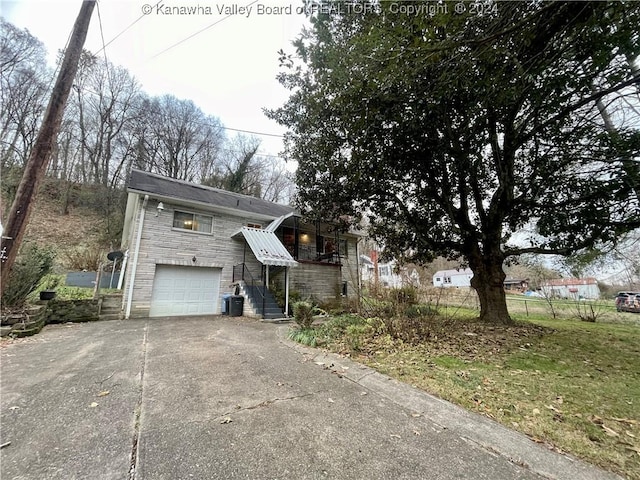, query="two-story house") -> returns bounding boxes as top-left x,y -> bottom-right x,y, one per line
119,169 -> 360,319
